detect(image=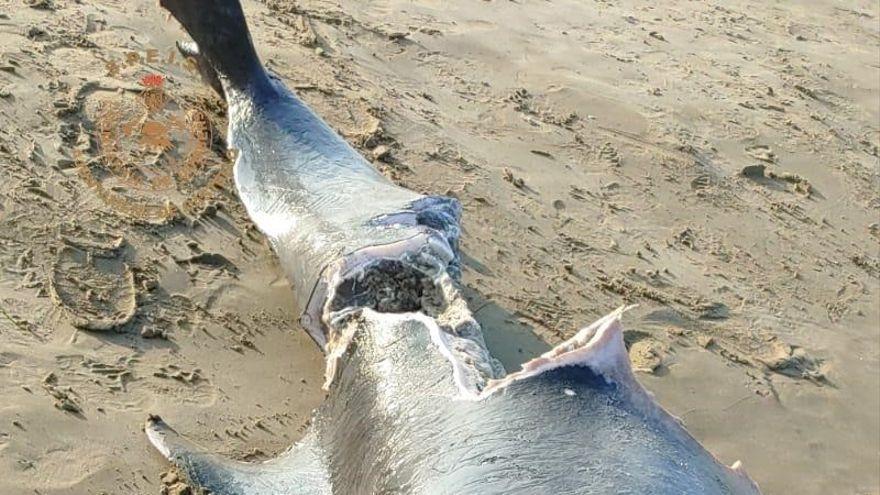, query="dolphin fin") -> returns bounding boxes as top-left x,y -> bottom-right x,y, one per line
480,308 -> 761,494
481,306 -> 638,396
145,415 -> 331,495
